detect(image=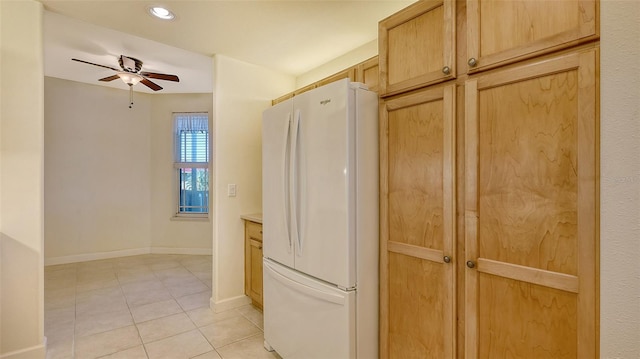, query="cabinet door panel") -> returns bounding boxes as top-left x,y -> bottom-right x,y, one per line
250,239 -> 263,307
389,253 -> 446,358
379,0 -> 456,97
478,274 -> 578,358
357,56 -> 380,93
465,49 -> 598,358
467,0 -> 598,72
380,84 -> 456,358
